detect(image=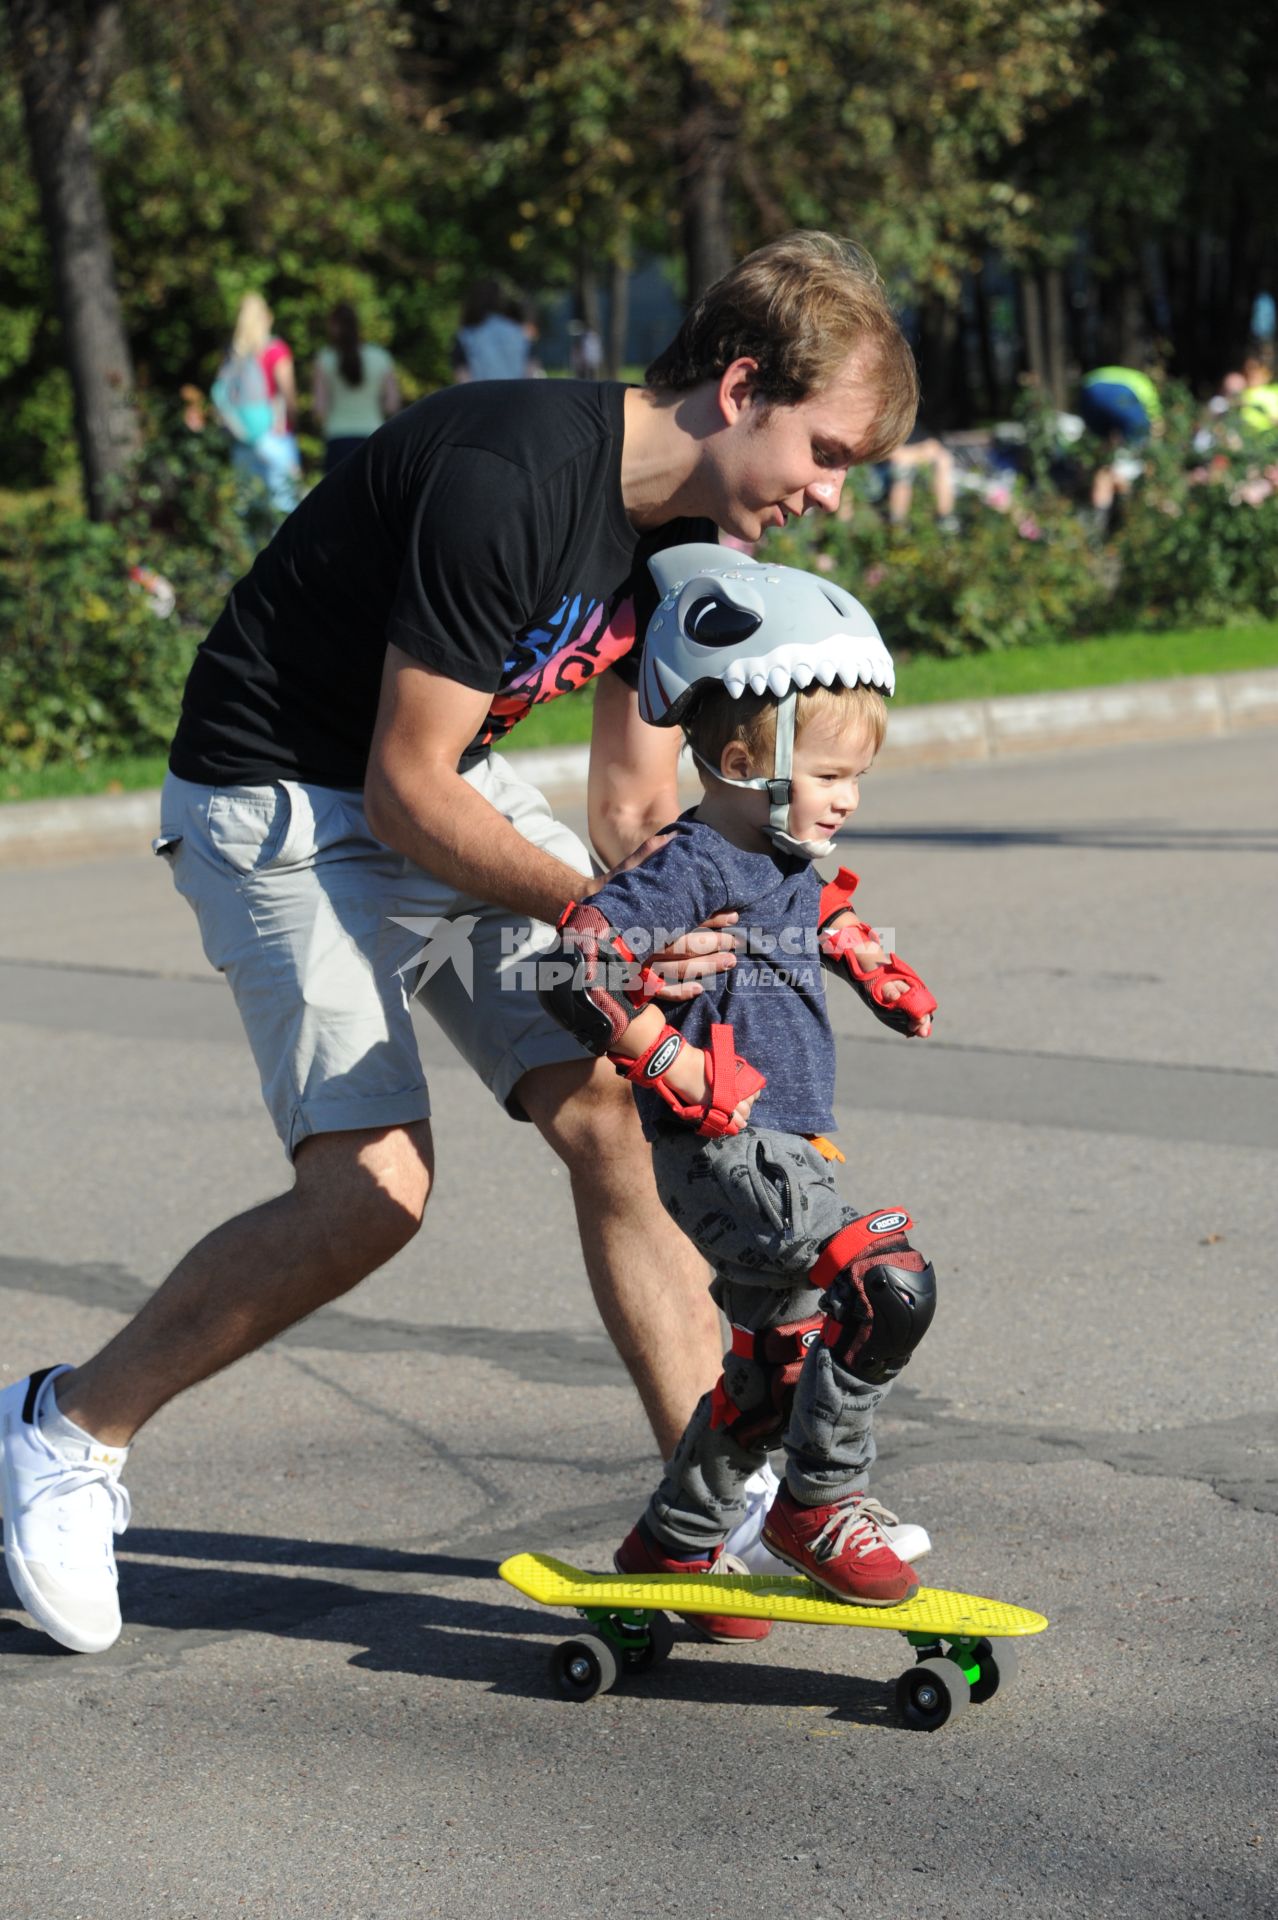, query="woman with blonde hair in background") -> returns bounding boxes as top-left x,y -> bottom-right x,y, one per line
211,292 -> 301,519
